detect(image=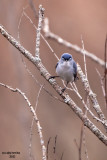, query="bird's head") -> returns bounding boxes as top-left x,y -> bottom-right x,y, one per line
61,53 -> 72,61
